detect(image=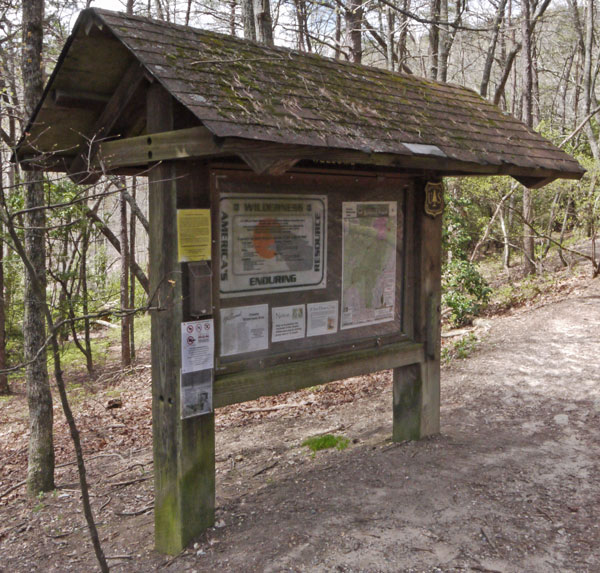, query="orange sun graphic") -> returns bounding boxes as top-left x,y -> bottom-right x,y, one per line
253,218 -> 279,259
